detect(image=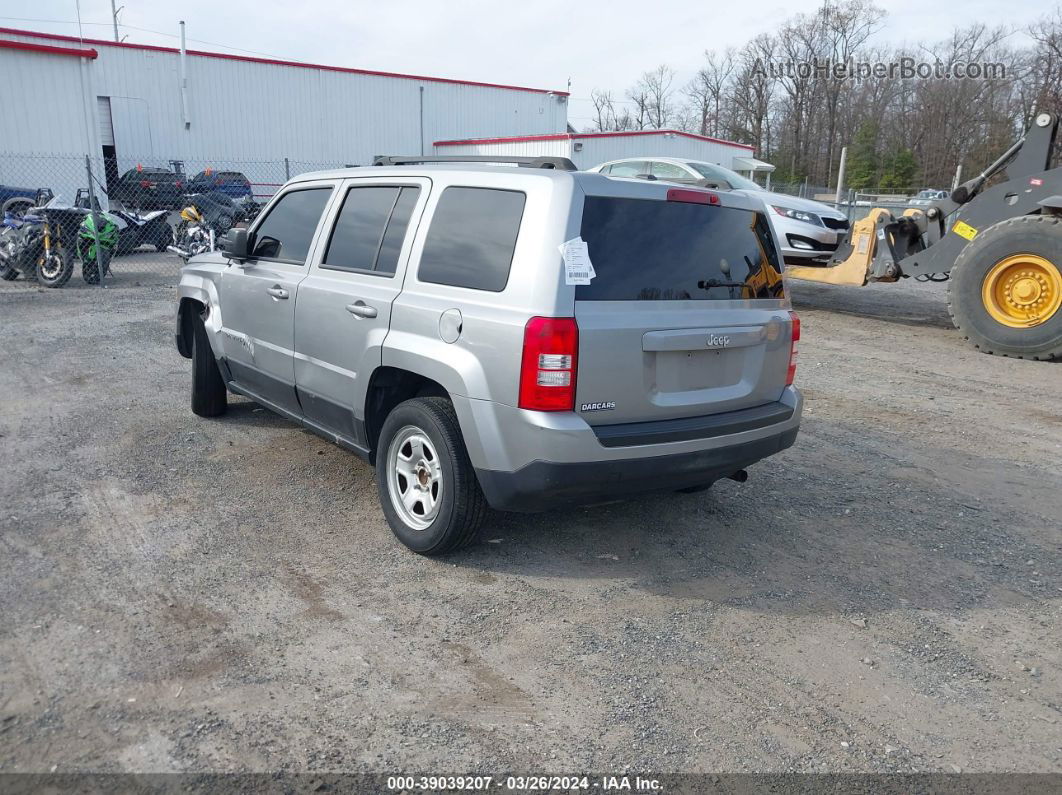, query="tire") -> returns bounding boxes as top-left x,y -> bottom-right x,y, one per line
79,239 -> 112,285
156,224 -> 175,252
948,215 -> 1062,360
191,309 -> 227,417
2,197 -> 34,219
376,397 -> 489,555
35,247 -> 73,288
